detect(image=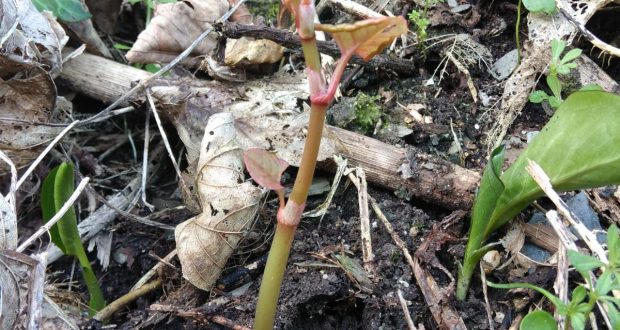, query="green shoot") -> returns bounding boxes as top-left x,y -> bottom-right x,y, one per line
457,91 -> 620,300
245,1 -> 406,328
32,0 -> 91,22
41,162 -> 105,315
487,225 -> 620,330
529,40 -> 582,109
